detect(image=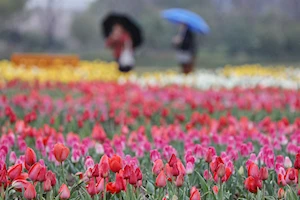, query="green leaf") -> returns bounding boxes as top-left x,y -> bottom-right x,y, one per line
146,181 -> 155,195
195,171 -> 209,194
256,189 -> 263,200
286,185 -> 298,200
